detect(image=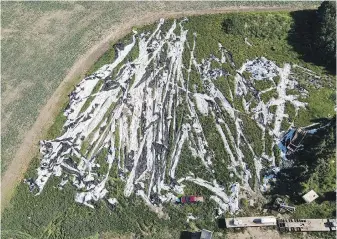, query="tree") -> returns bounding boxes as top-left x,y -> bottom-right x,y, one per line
270,116 -> 336,203
316,1 -> 336,71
